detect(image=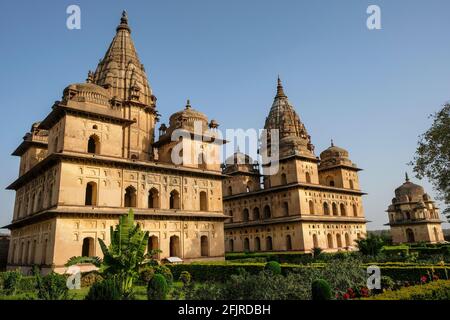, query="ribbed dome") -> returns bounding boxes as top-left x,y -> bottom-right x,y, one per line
394,173 -> 425,203
92,11 -> 155,107
168,100 -> 209,130
320,141 -> 349,160
262,77 -> 315,158
225,151 -> 254,165
63,82 -> 112,106
222,150 -> 258,175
